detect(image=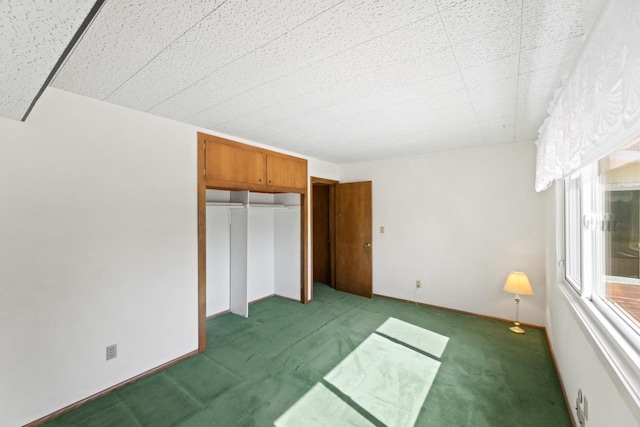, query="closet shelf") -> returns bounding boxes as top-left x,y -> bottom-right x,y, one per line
248,203 -> 300,209
206,202 -> 300,210
206,202 -> 244,207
